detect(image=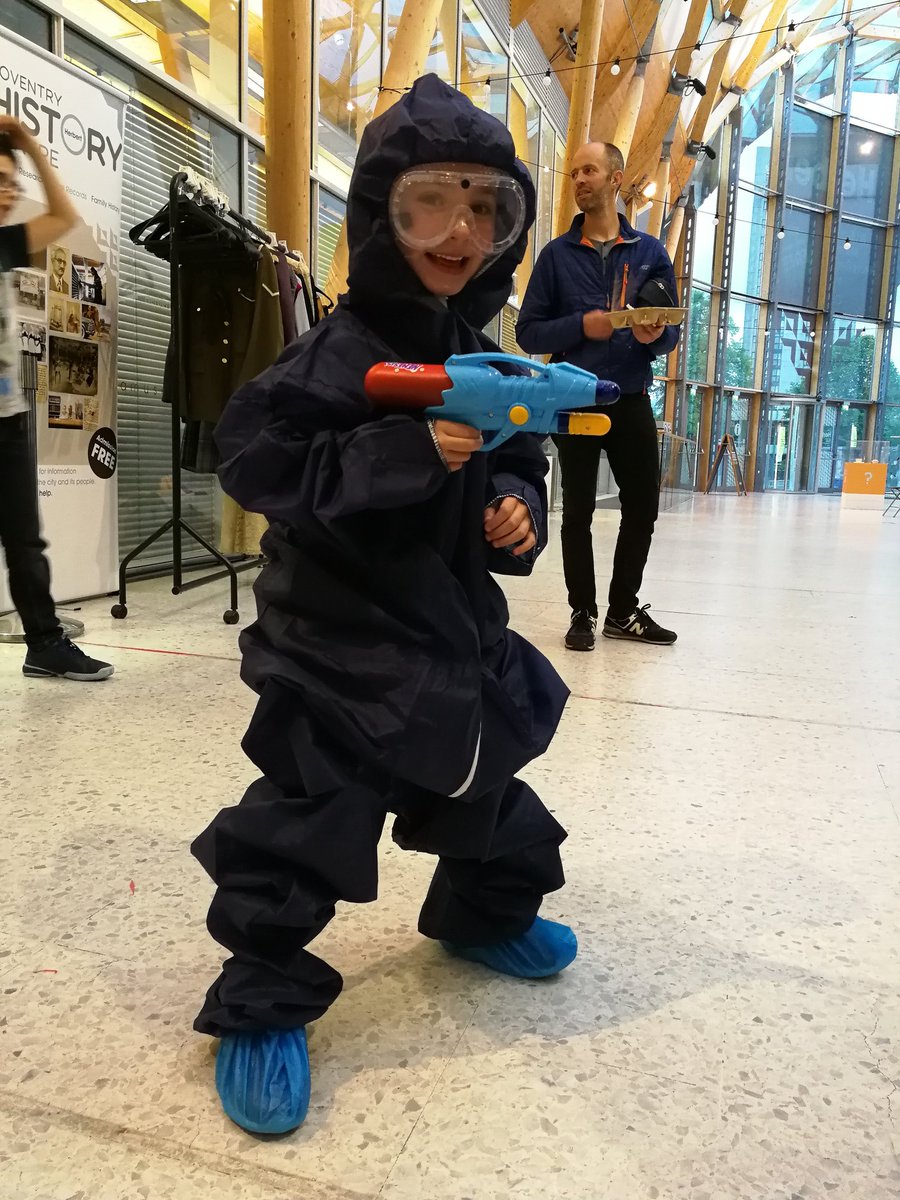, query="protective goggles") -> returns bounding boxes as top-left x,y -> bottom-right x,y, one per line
389,166 -> 526,258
